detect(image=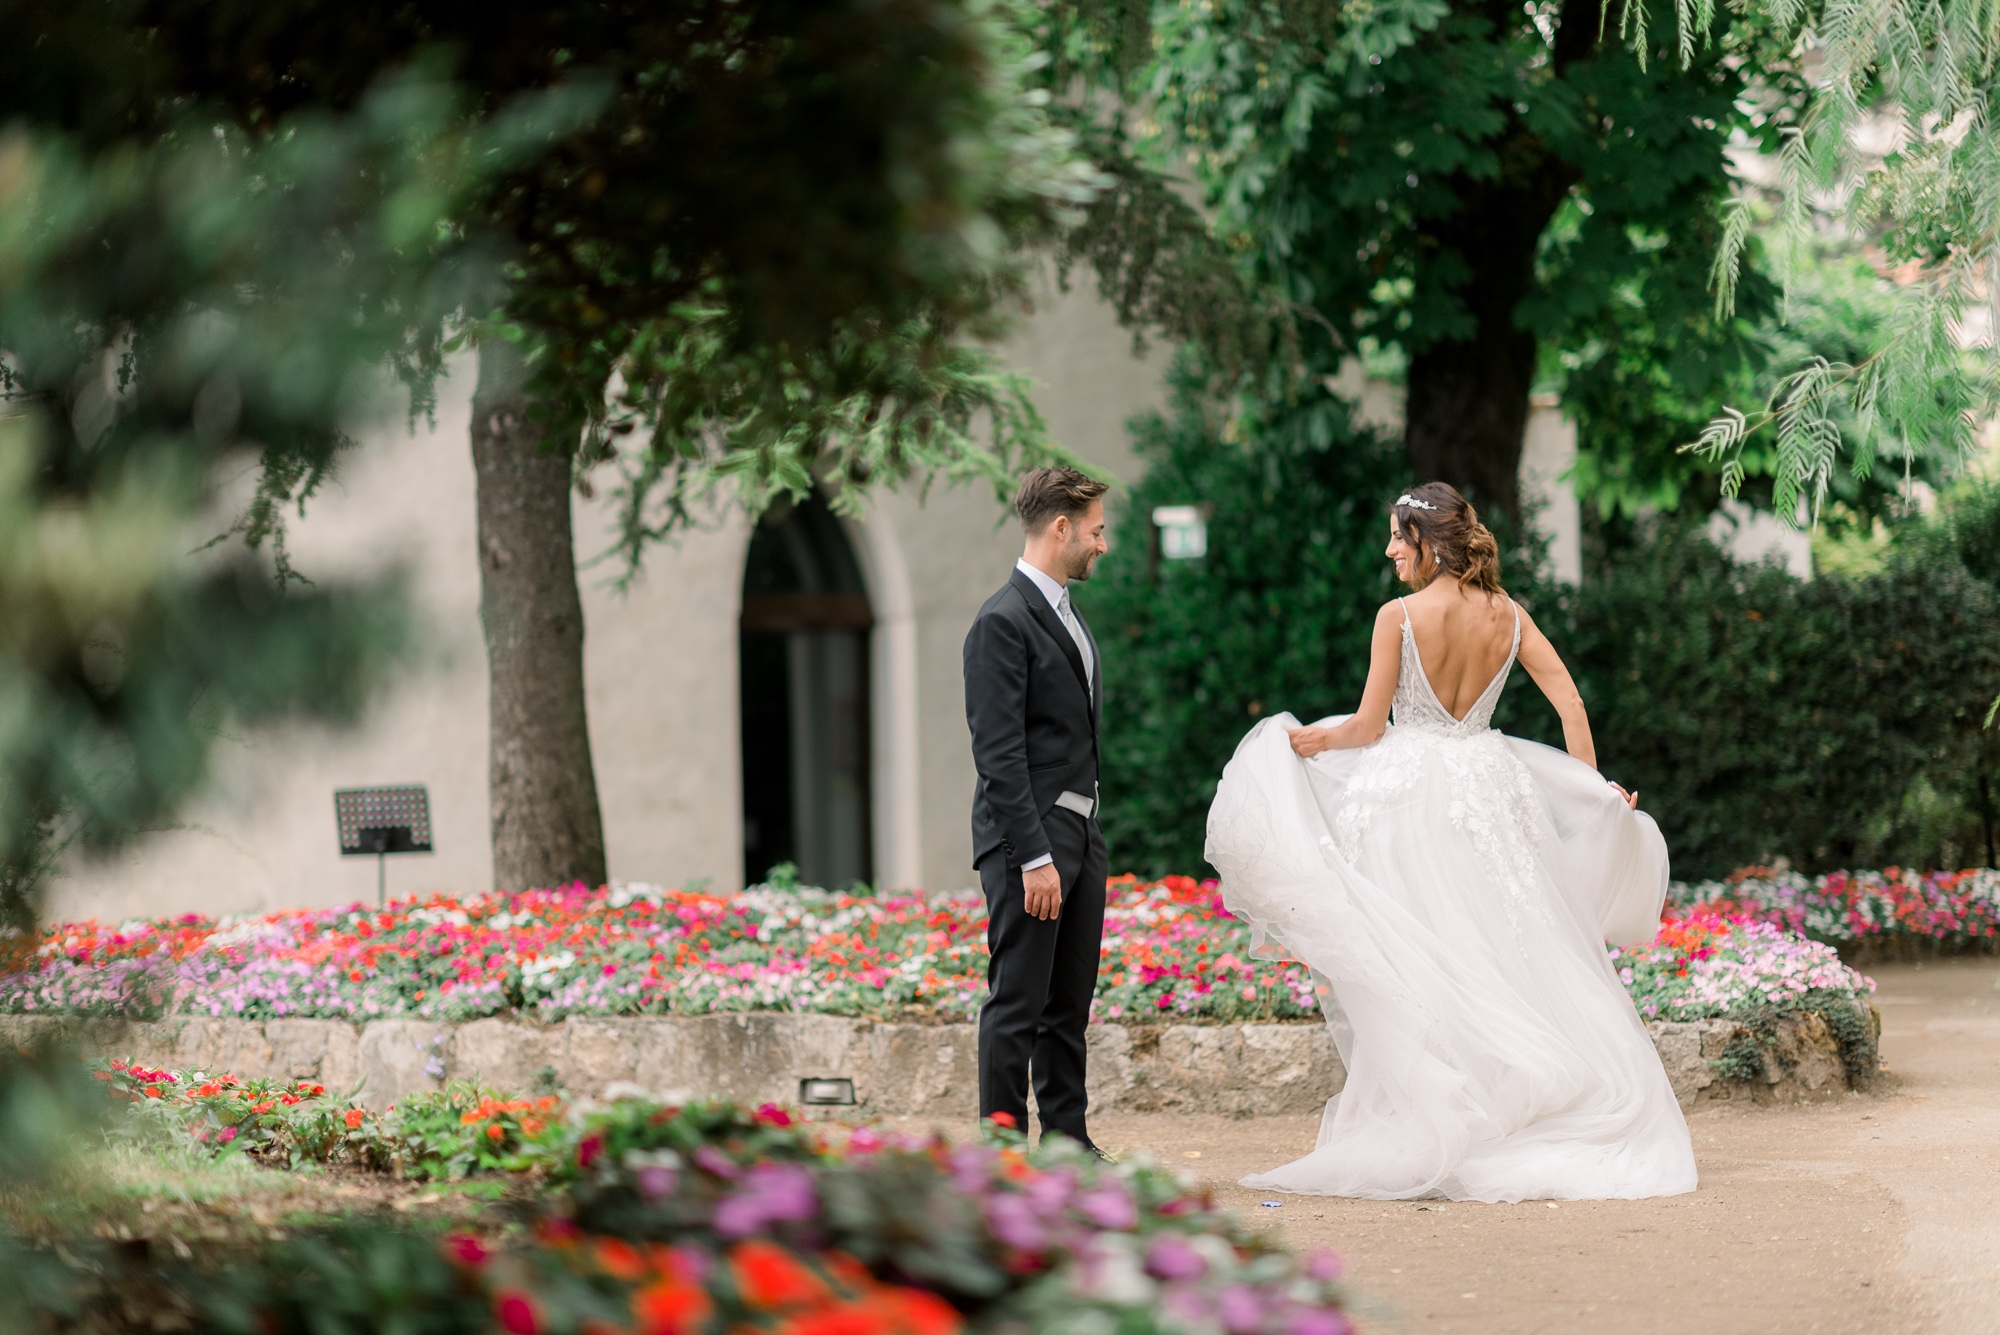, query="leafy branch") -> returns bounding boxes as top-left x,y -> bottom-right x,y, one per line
1674,0 -> 2000,519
